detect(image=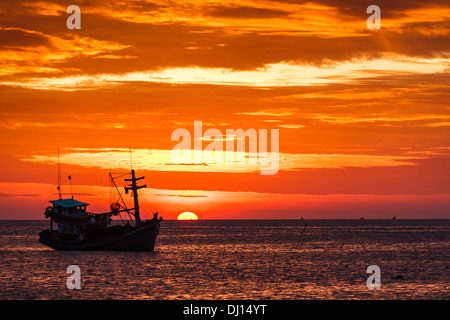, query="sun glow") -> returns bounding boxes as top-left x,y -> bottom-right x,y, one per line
177,212 -> 199,220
